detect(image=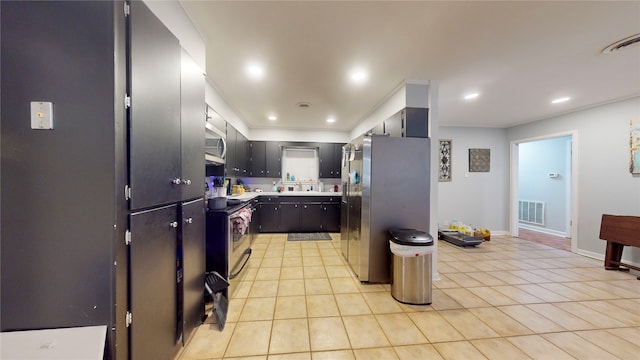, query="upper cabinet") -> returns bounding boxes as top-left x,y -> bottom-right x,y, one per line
251,141 -> 282,178
319,143 -> 344,178
265,141 -> 282,177
128,0 -> 181,210
225,124 -> 249,177
250,141 -> 267,177
180,50 -> 206,201
381,107 -> 429,138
